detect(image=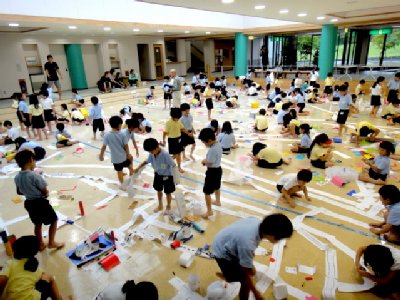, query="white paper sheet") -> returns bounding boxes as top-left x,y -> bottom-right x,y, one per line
322,248 -> 338,300
337,278 -> 375,292
285,267 -> 298,274
298,264 -> 317,275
